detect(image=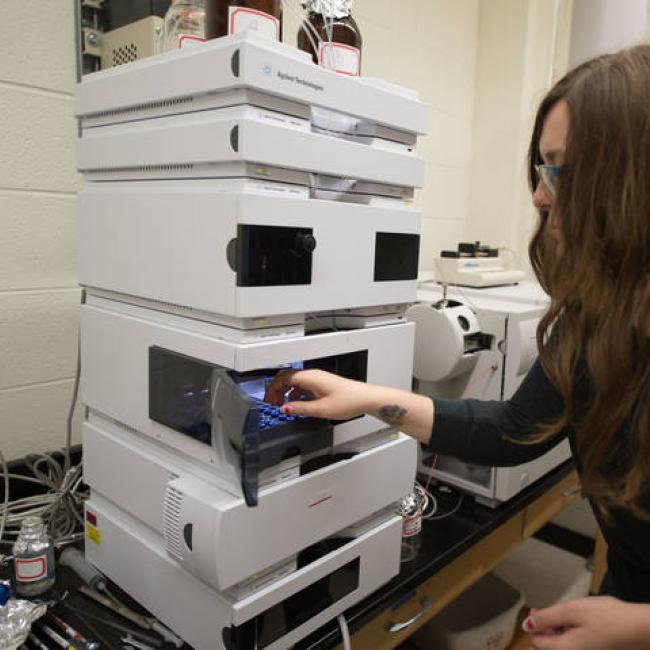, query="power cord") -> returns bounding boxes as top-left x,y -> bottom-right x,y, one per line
0,455 -> 87,551
337,614 -> 351,650
0,290 -> 87,555
0,449 -> 8,552
415,482 -> 438,521
428,492 -> 464,521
